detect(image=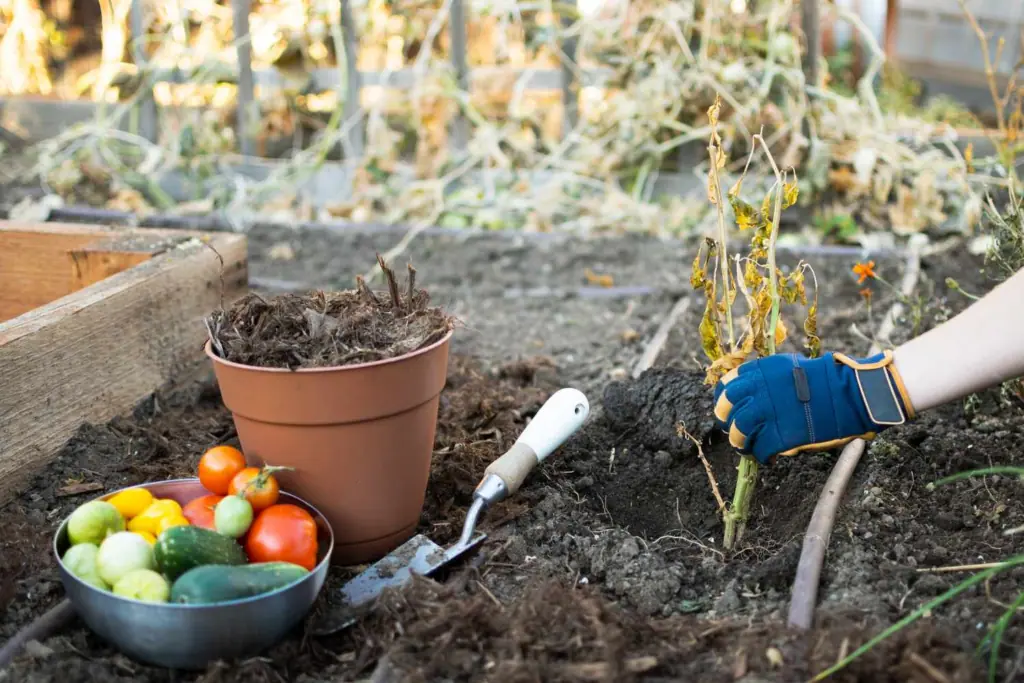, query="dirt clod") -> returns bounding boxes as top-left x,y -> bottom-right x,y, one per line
603,367 -> 716,457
